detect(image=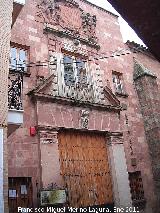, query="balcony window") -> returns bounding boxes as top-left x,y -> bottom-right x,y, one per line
63,55 -> 87,87
63,56 -> 75,87
76,58 -> 87,86
58,53 -> 98,101
10,46 -> 27,72
50,52 -> 105,103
